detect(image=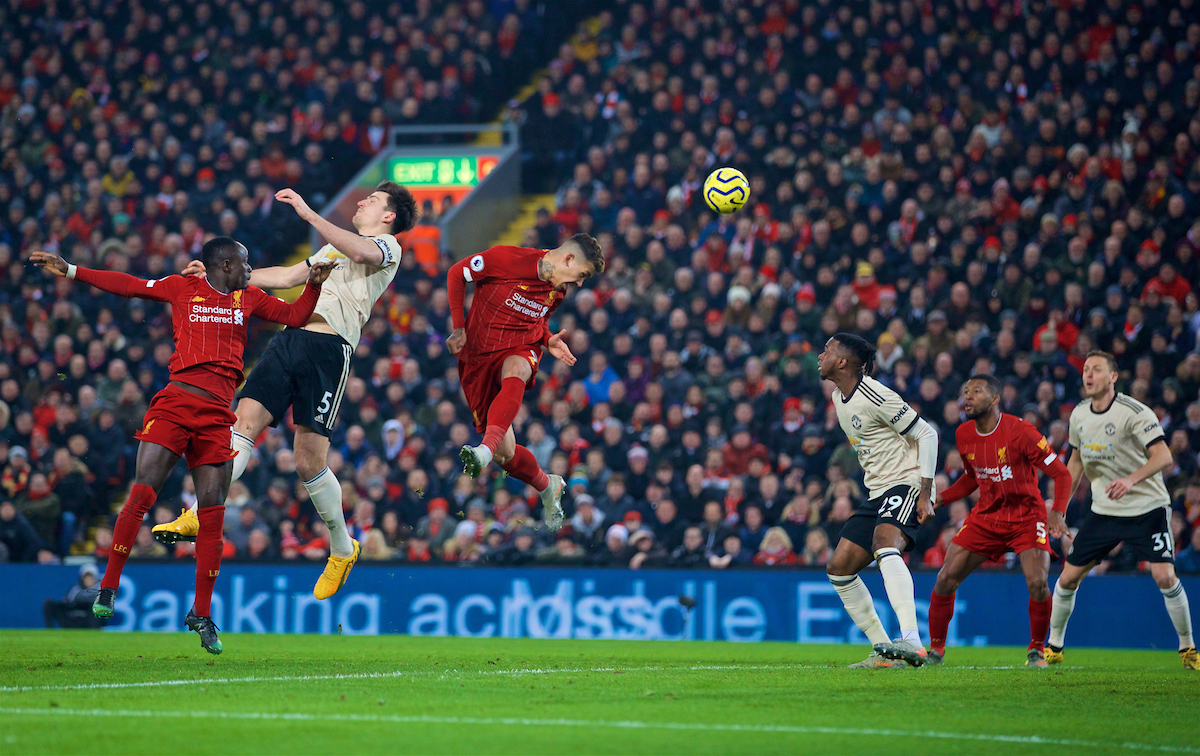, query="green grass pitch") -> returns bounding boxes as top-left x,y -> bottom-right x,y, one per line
1,631 -> 1197,755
